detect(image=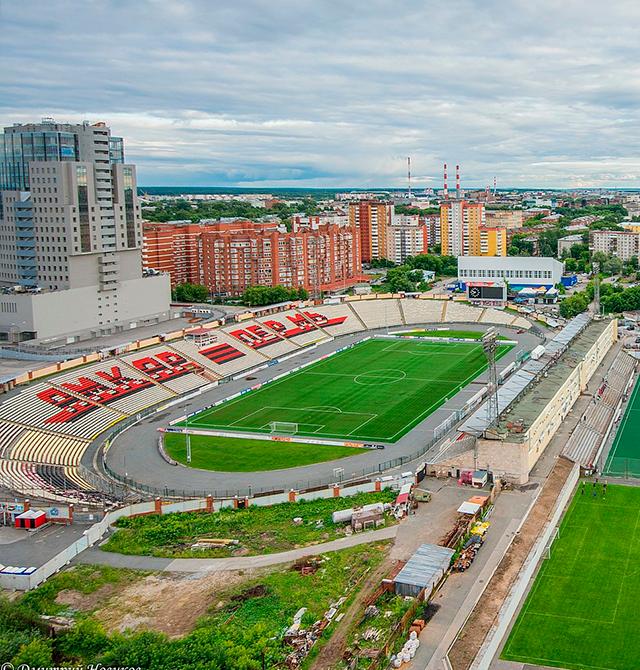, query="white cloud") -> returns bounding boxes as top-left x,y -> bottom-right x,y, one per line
1,0 -> 640,187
